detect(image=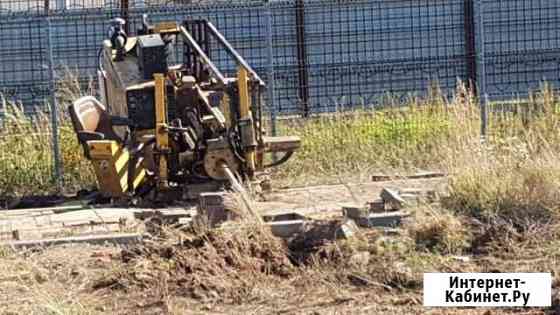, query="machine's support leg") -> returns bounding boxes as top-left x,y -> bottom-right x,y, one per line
237,67 -> 256,175
154,73 -> 169,189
